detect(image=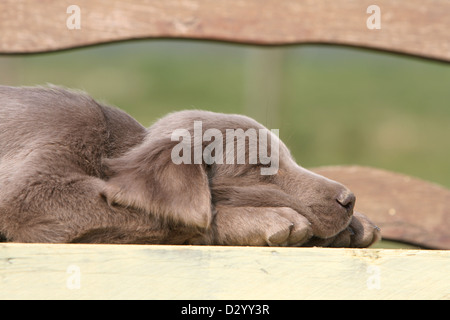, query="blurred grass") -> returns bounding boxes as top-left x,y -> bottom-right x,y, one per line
0,40 -> 449,190
371,240 -> 422,250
